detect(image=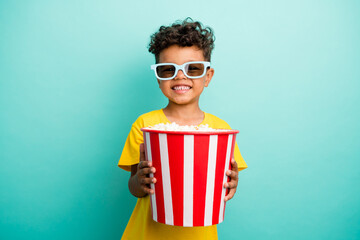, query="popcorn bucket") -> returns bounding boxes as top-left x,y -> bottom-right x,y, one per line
141,128 -> 239,227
